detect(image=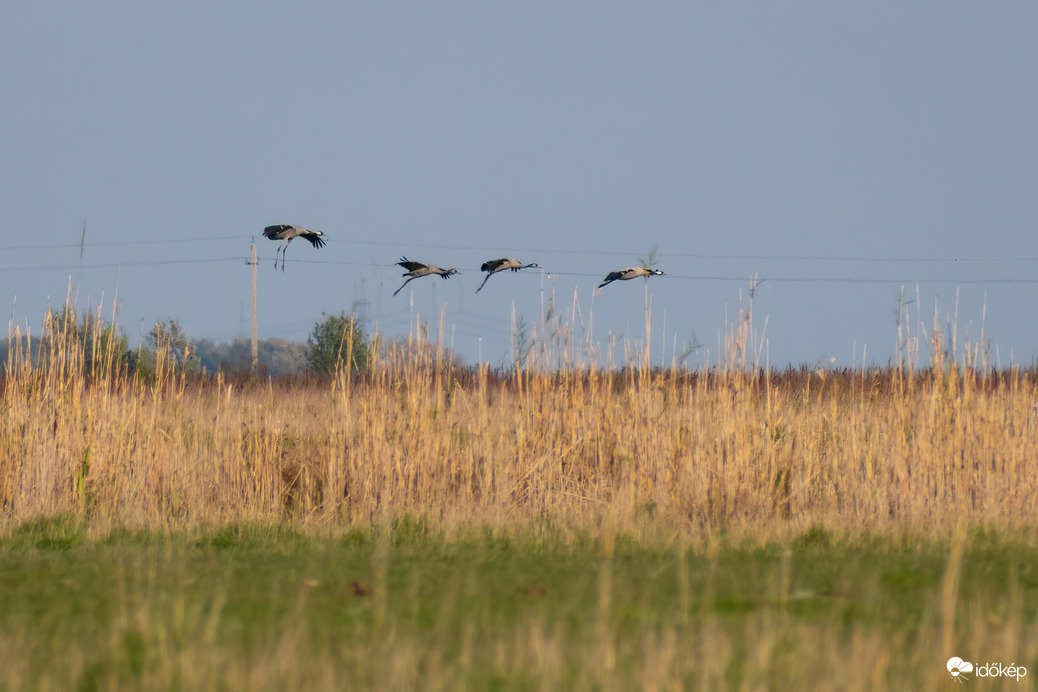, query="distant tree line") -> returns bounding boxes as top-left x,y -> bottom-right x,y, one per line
0,309 -> 373,378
